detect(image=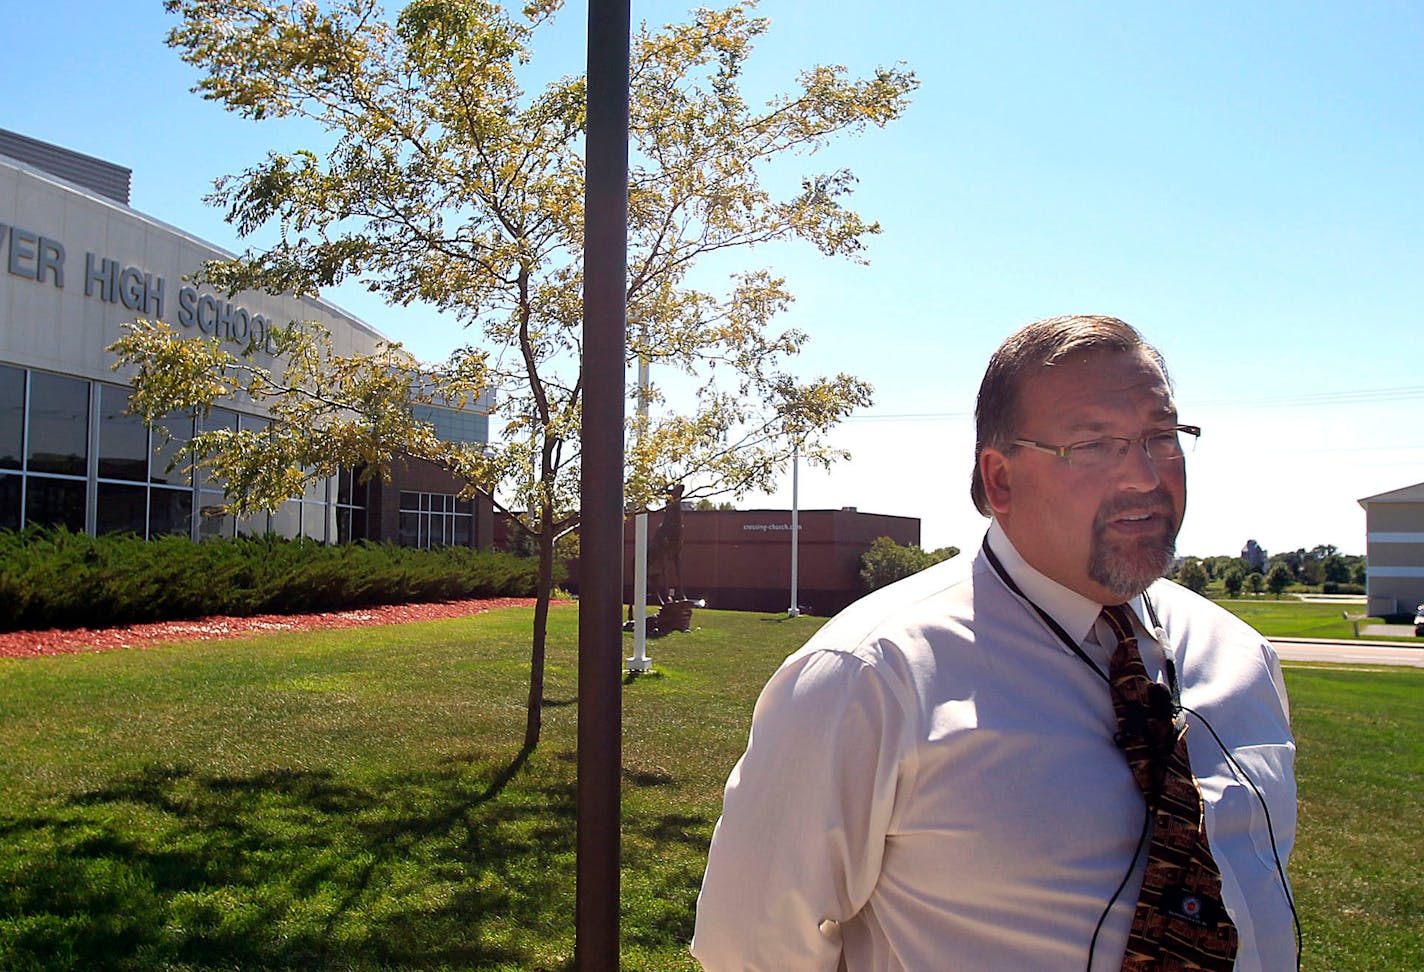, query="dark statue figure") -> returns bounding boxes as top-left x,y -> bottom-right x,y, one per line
646,482 -> 685,605
627,482 -> 695,635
